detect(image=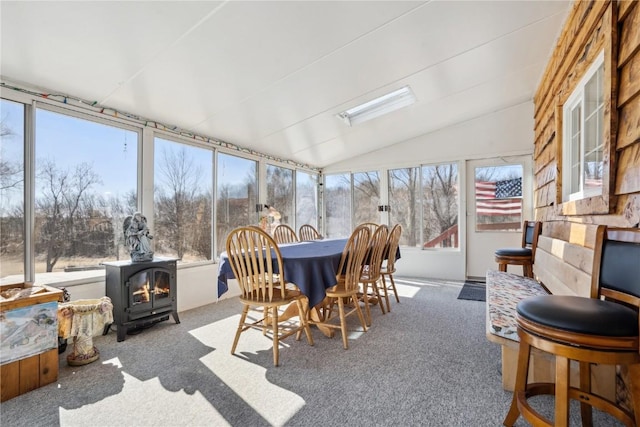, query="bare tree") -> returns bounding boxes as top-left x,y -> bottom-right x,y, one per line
353,172 -> 380,224
423,164 -> 458,247
389,168 -> 419,246
155,146 -> 205,260
1,118 -> 24,263
0,118 -> 23,193
325,174 -> 351,237
107,190 -> 136,260
36,160 -> 101,272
